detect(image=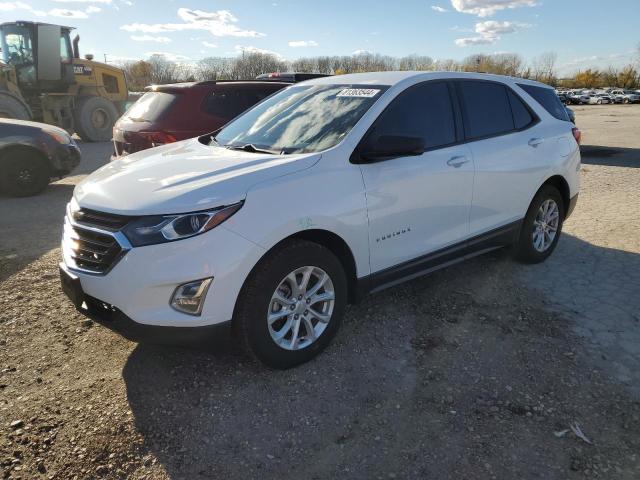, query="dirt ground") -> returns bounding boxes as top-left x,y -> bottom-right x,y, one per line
1,105 -> 639,479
